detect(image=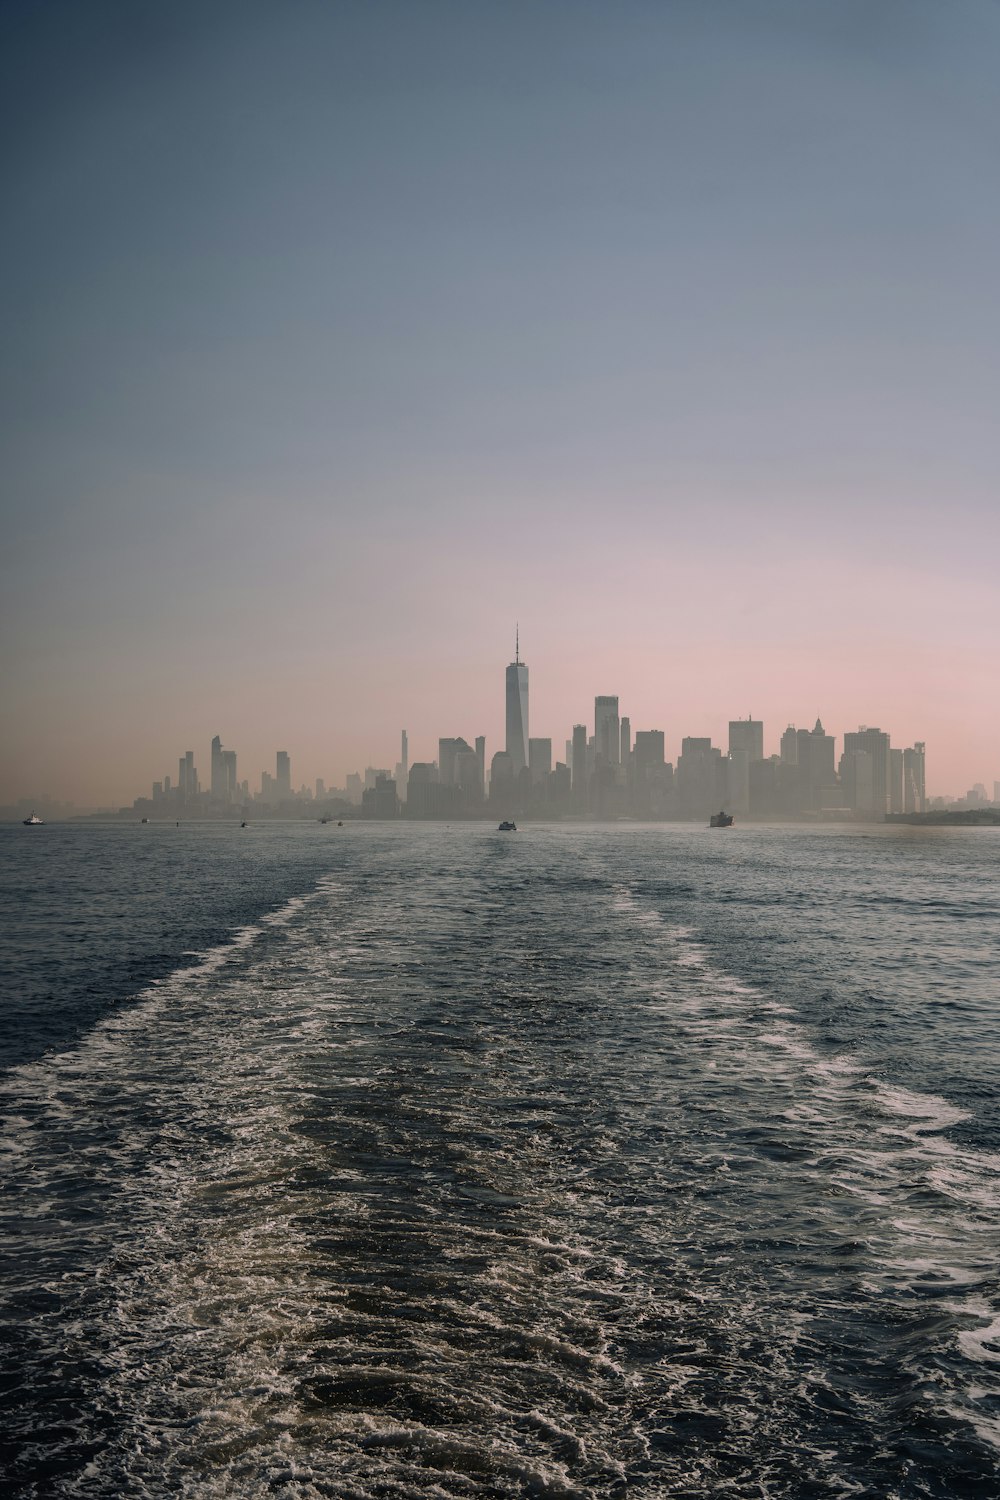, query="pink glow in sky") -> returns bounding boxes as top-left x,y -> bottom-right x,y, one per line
2,3 -> 998,805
